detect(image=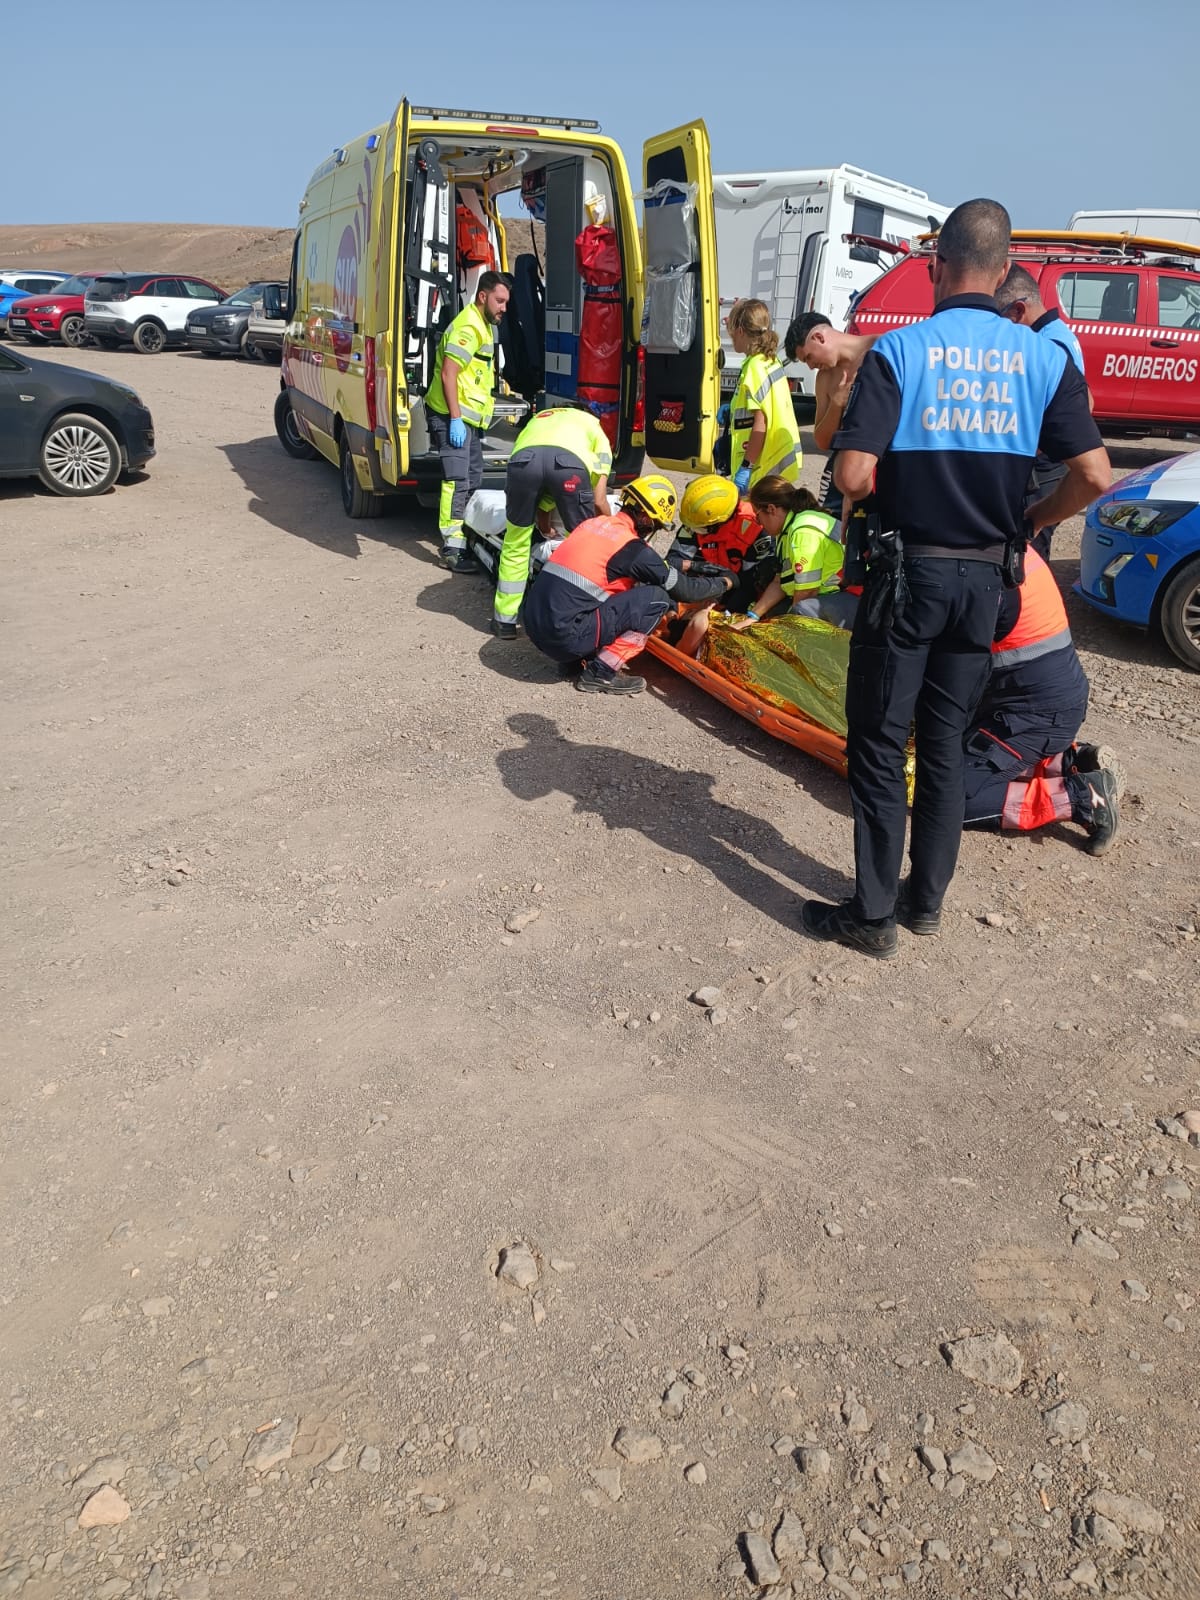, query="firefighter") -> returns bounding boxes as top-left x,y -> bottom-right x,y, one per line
784,312 -> 878,517
522,475 -> 734,695
491,404 -> 613,639
666,475 -> 774,656
425,271 -> 511,573
727,299 -> 803,493
731,478 -> 858,630
803,198 -> 1110,960
995,263 -> 1090,560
